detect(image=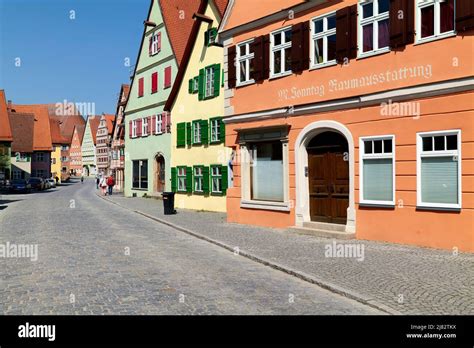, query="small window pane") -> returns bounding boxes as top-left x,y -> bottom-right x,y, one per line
362,3 -> 373,18
327,34 -> 336,61
378,0 -> 389,14
374,140 -> 383,153
284,47 -> 291,72
314,19 -> 323,34
240,61 -> 247,82
274,50 -> 281,74
274,32 -> 281,46
422,137 -> 433,151
364,140 -> 373,154
383,139 -> 392,153
421,5 -> 435,38
446,135 -> 457,150
315,38 -> 323,64
284,30 -> 292,43
238,45 -> 245,56
378,18 -> 389,49
434,136 -> 445,151
362,24 -> 373,52
327,15 -> 336,30
440,0 -> 455,33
